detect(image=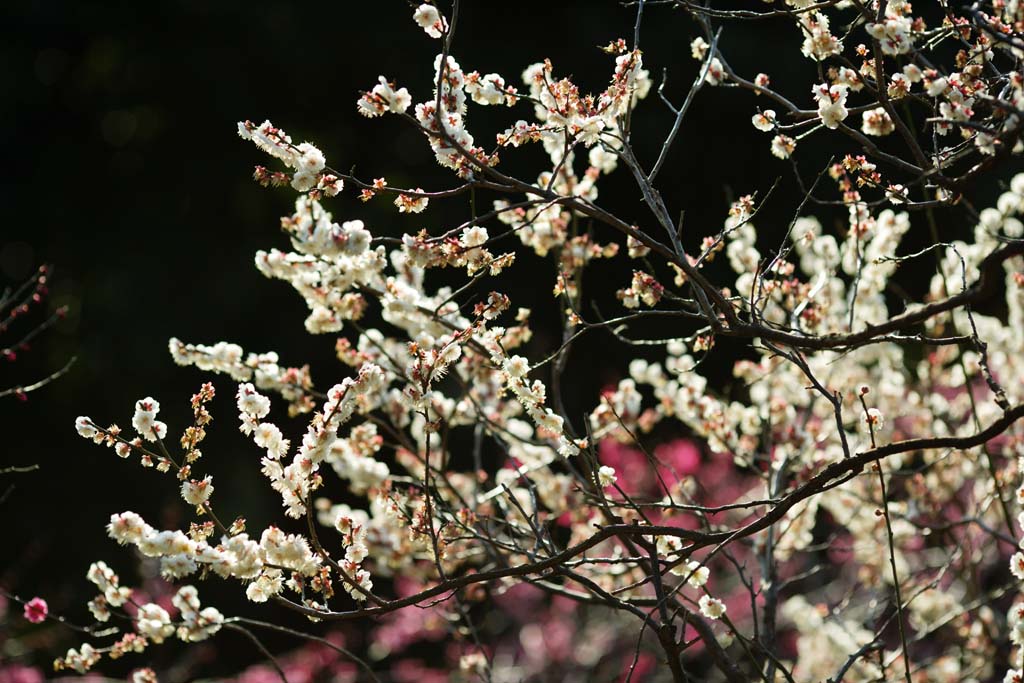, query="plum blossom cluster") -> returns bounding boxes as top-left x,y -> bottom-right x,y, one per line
45,2 -> 1024,682
239,120 -> 343,198
52,558 -> 223,675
